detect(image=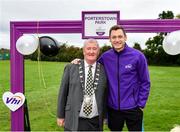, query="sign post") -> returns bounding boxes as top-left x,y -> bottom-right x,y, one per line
82,11 -> 120,39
